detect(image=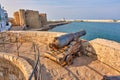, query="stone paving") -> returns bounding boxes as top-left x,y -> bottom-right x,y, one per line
0,42 -> 119,80
0,31 -> 120,80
